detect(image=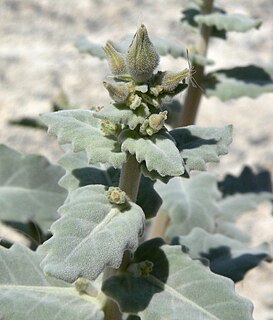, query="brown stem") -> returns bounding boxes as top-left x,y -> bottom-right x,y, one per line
103,154 -> 141,320
147,210 -> 169,240
178,0 -> 214,127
